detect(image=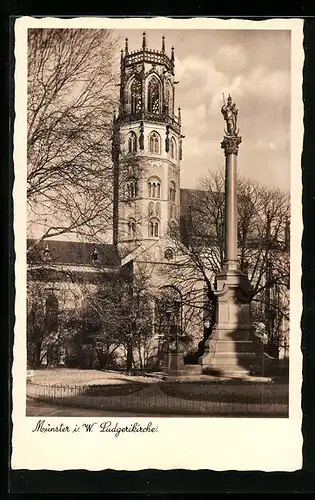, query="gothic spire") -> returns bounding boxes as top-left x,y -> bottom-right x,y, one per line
171,46 -> 174,62
178,107 -> 181,124
120,49 -> 124,65
125,38 -> 129,54
142,32 -> 146,50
